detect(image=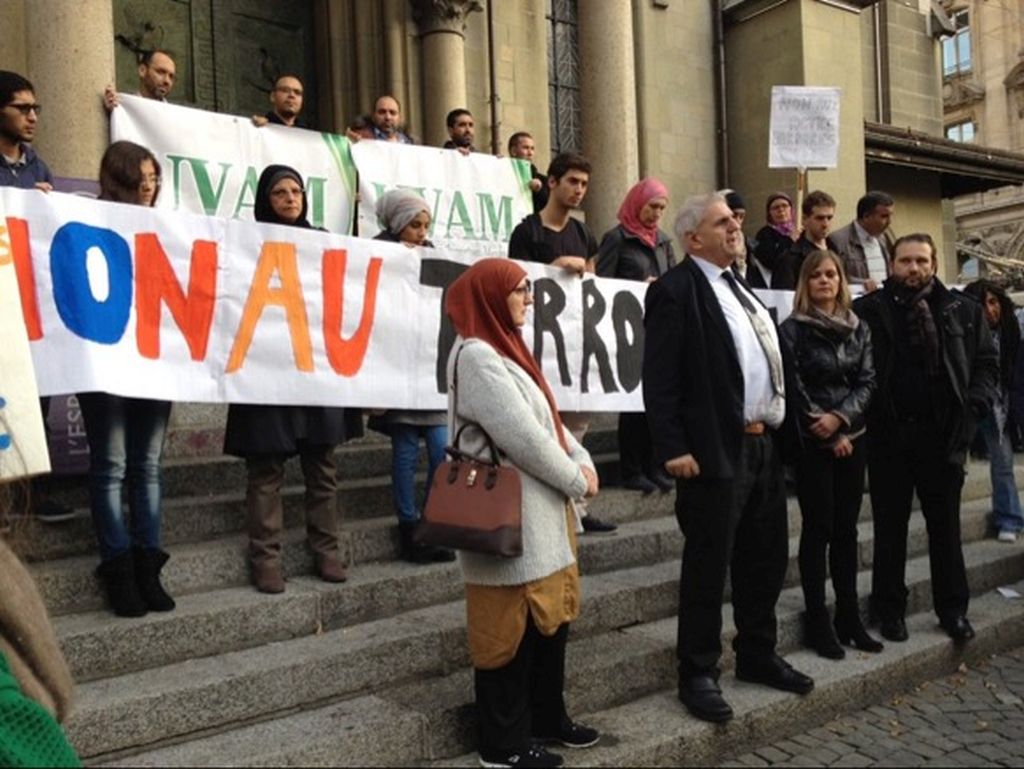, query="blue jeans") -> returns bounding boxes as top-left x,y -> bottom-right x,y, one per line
78,393 -> 171,561
390,424 -> 447,523
979,414 -> 1024,533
